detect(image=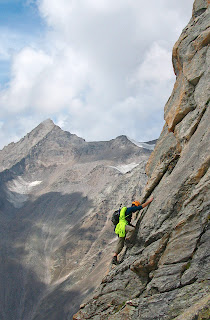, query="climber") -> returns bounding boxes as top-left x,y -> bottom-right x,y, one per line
112,195 -> 154,265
